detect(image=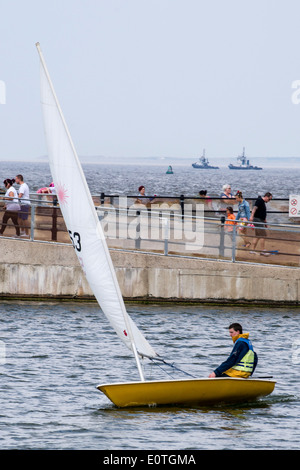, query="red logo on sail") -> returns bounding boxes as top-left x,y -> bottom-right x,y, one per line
123,330 -> 128,336
56,183 -> 69,206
